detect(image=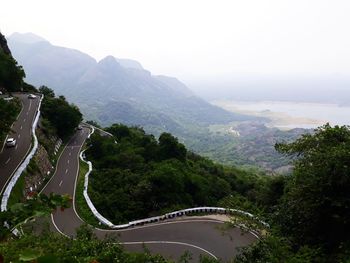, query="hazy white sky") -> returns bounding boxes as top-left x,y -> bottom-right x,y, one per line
1,0 -> 350,83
